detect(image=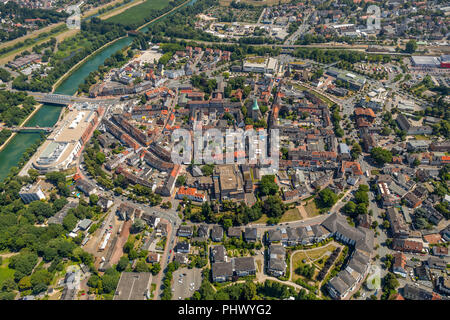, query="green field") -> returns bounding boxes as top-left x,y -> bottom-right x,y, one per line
0,258 -> 15,285
106,0 -> 170,26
